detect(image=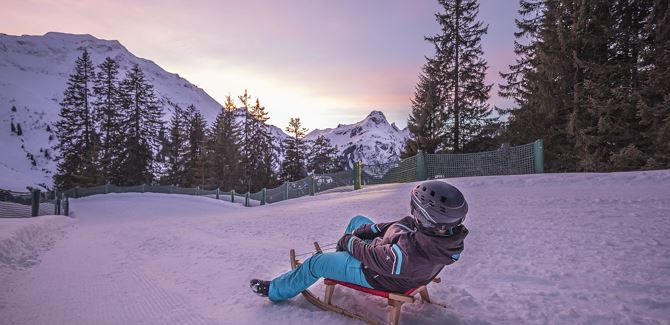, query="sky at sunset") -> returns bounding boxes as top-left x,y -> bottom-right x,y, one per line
3,0 -> 521,131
